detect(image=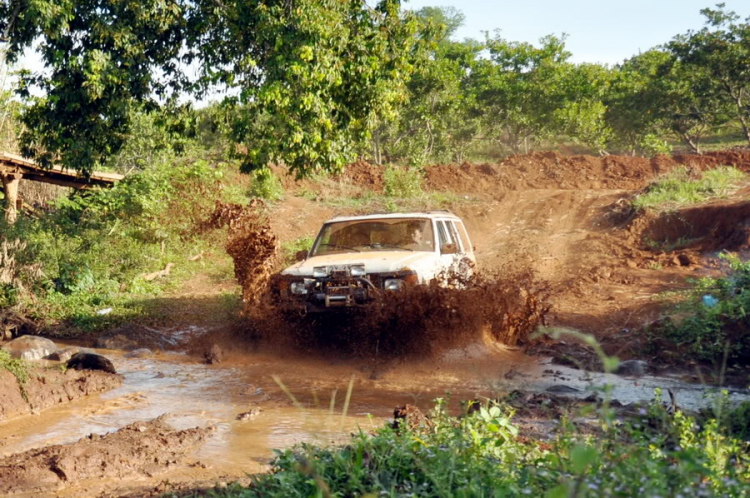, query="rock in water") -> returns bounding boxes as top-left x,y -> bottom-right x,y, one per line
236,408 -> 262,421
46,347 -> 94,362
125,348 -> 153,359
545,384 -> 581,394
204,344 -> 225,365
1,335 -> 57,360
615,360 -> 649,377
66,352 -> 117,374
